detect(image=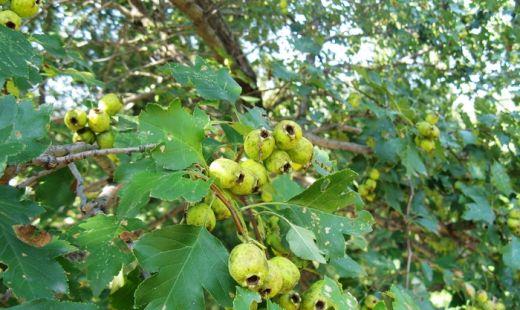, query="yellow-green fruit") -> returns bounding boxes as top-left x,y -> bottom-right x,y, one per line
425,113 -> 439,125
358,184 -> 369,197
365,193 -> 376,202
265,150 -> 292,174
509,209 -> 520,220
508,218 -> 520,237
417,121 -> 432,137
72,128 -> 96,144
430,125 -> 440,139
10,0 -> 39,18
5,79 -> 20,97
260,260 -> 284,299
209,158 -> 241,189
186,203 -> 216,231
64,109 -> 88,131
420,139 -> 435,152
240,159 -> 269,187
273,120 -> 303,150
475,290 -> 488,304
0,10 -> 21,30
99,93 -> 123,116
287,137 -> 313,166
301,280 -> 328,310
495,302 -> 506,310
205,193 -> 231,220
292,162 -> 303,171
96,131 -> 115,149
269,256 -> 300,293
230,169 -> 258,195
228,243 -> 269,291
369,168 -> 380,180
365,179 -> 377,191
87,108 -> 110,133
278,291 -> 301,310
260,183 -> 275,202
244,128 -> 276,161
364,295 -> 378,309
